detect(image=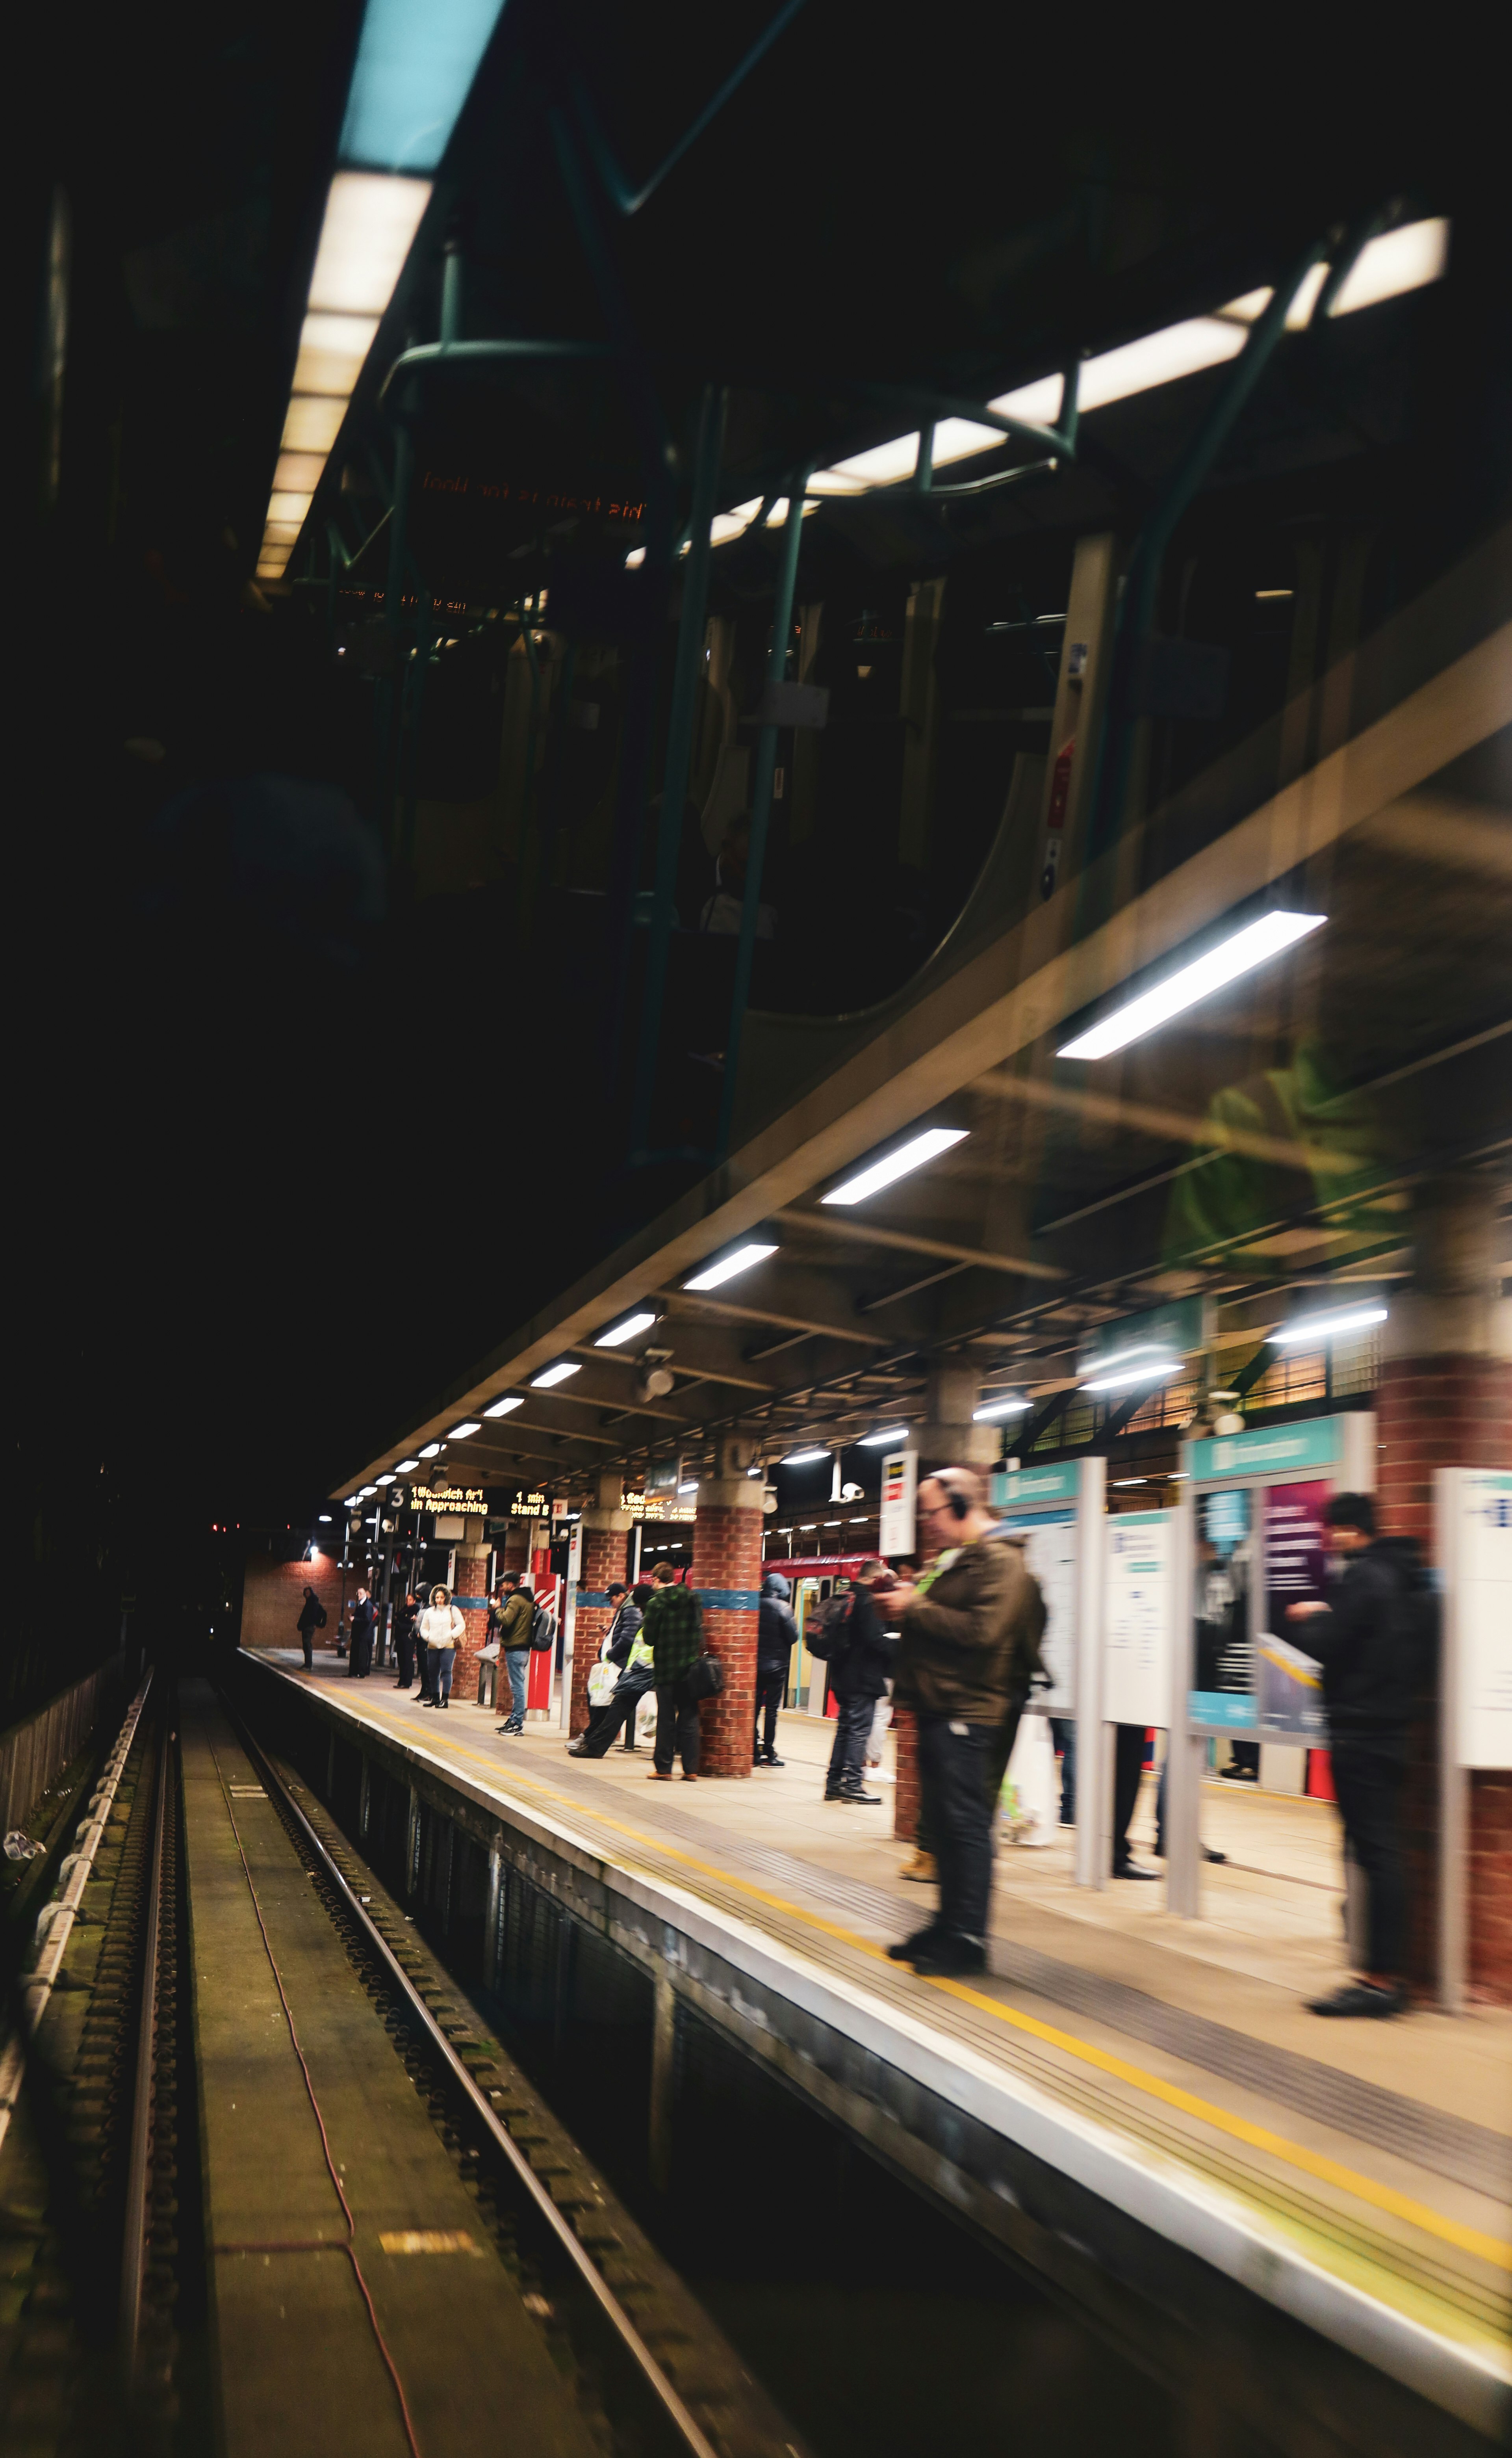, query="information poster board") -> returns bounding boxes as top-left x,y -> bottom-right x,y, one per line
1188,1486 -> 1257,1730
1104,1511 -> 1173,1728
879,1449 -> 917,1558
1004,1511 -> 1077,1712
1445,1470 -> 1512,1767
1255,1479 -> 1328,1741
